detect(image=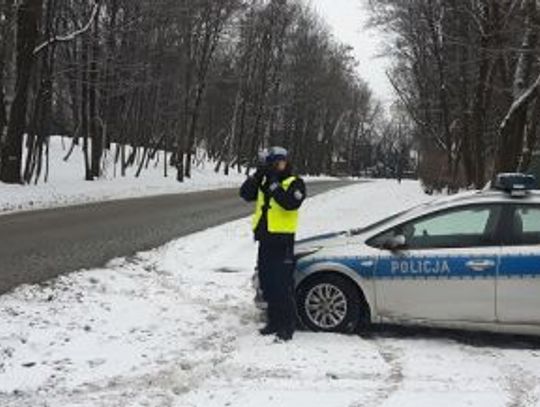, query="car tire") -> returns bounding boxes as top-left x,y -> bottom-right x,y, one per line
297,274 -> 367,334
